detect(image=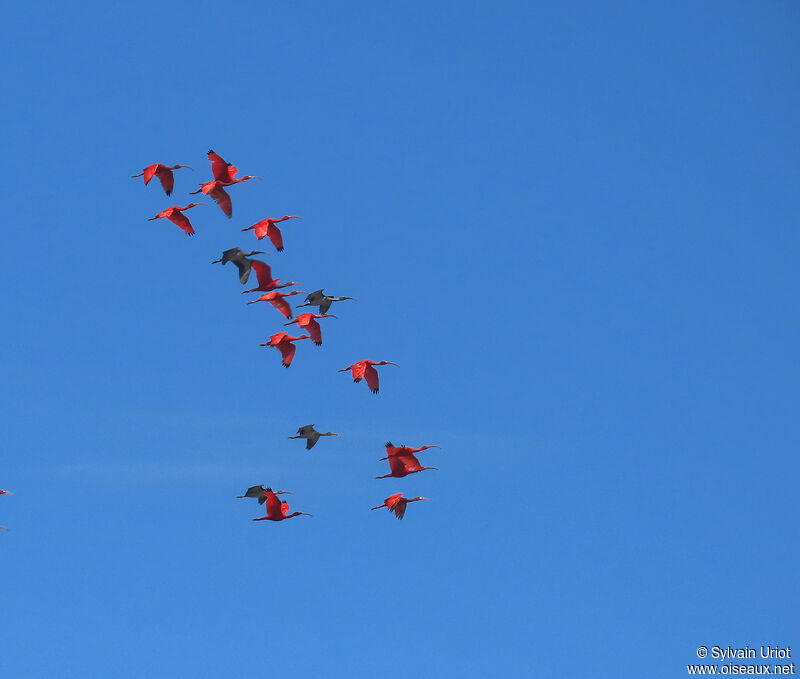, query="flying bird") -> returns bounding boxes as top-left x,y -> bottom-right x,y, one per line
241,216 -> 301,252
147,203 -> 203,236
253,489 -> 312,522
212,248 -> 266,284
261,332 -> 310,367
371,493 -> 431,520
241,260 -> 301,294
284,313 -> 336,346
206,149 -> 240,184
289,425 -> 340,450
338,360 -> 398,394
298,289 -> 356,315
131,163 -> 192,195
237,486 -> 292,505
376,447 -> 438,479
190,180 -> 233,218
246,290 -> 305,319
